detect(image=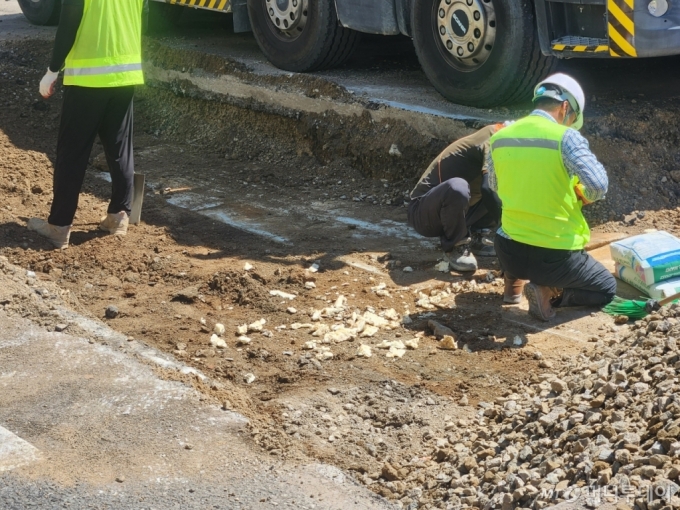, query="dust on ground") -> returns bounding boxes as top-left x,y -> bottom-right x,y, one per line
3,39 -> 680,509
